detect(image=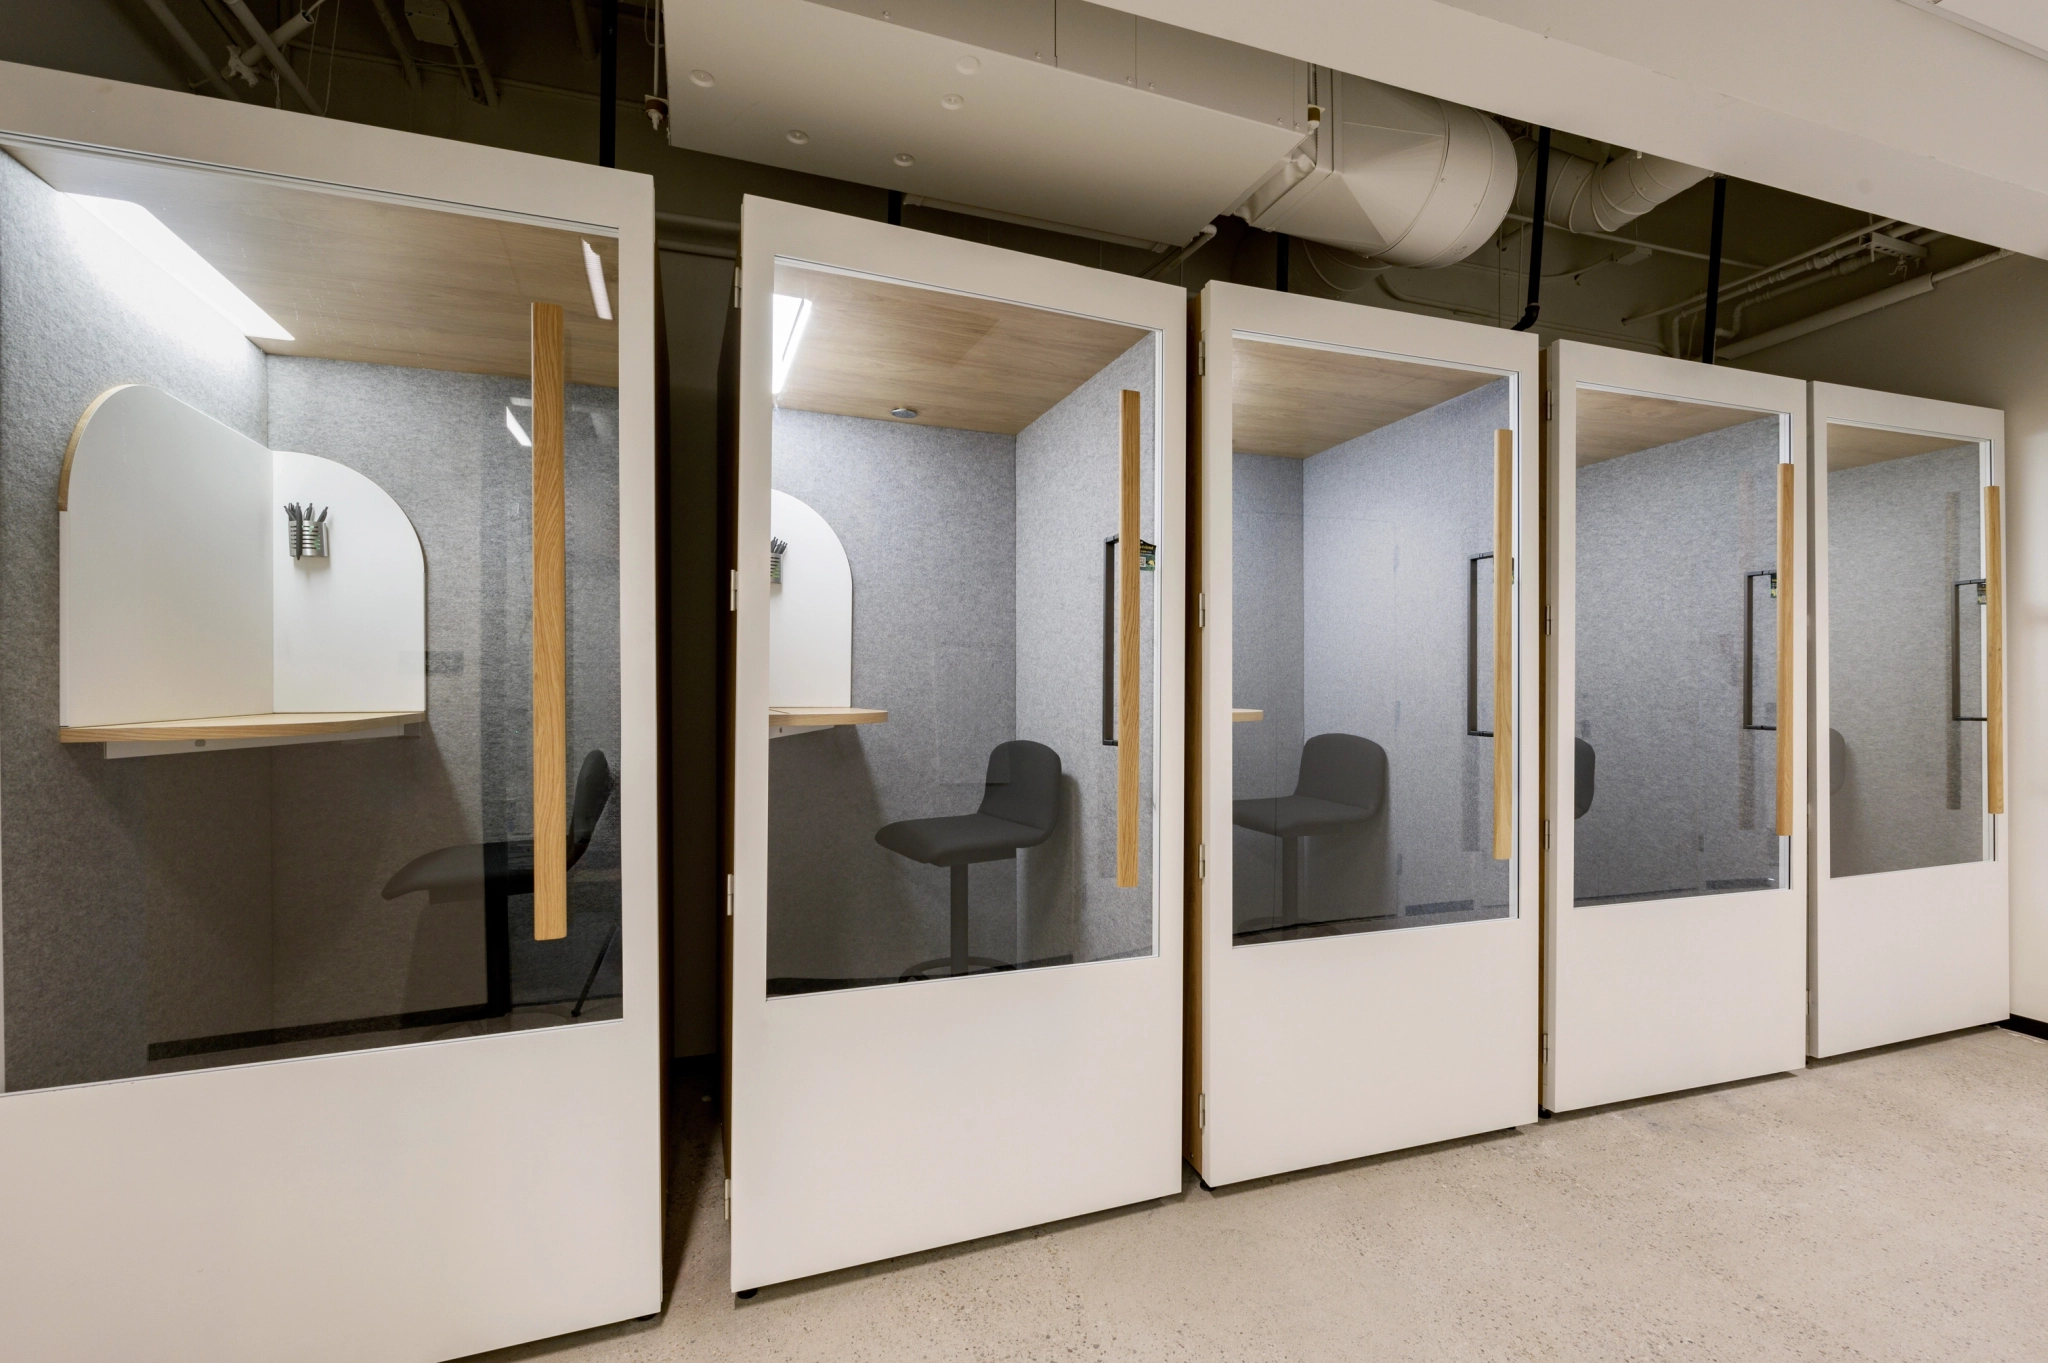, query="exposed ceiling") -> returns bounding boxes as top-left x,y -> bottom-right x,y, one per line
1823,423 -> 1976,472
1231,338 -> 1500,458
1573,388 -> 1777,465
773,262 -> 1150,434
666,0 -> 1307,247
8,141 -> 619,386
